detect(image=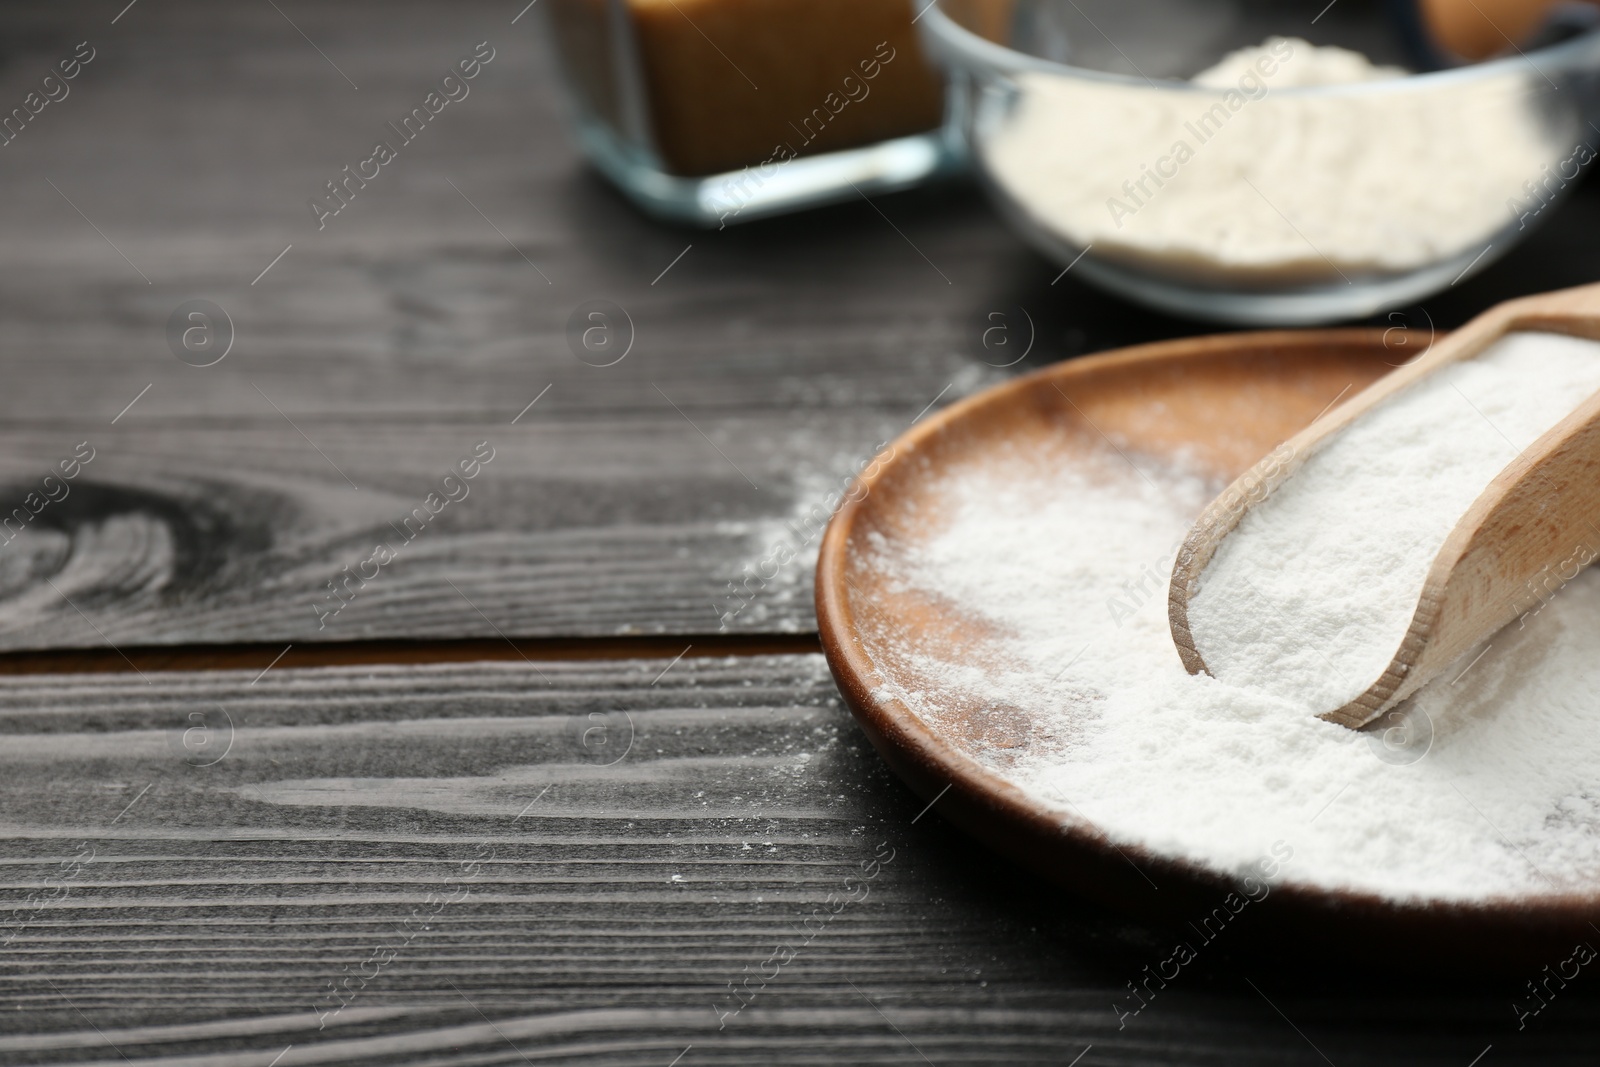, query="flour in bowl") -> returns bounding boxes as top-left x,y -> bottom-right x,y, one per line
981,38 -> 1565,282
1189,331 -> 1600,713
